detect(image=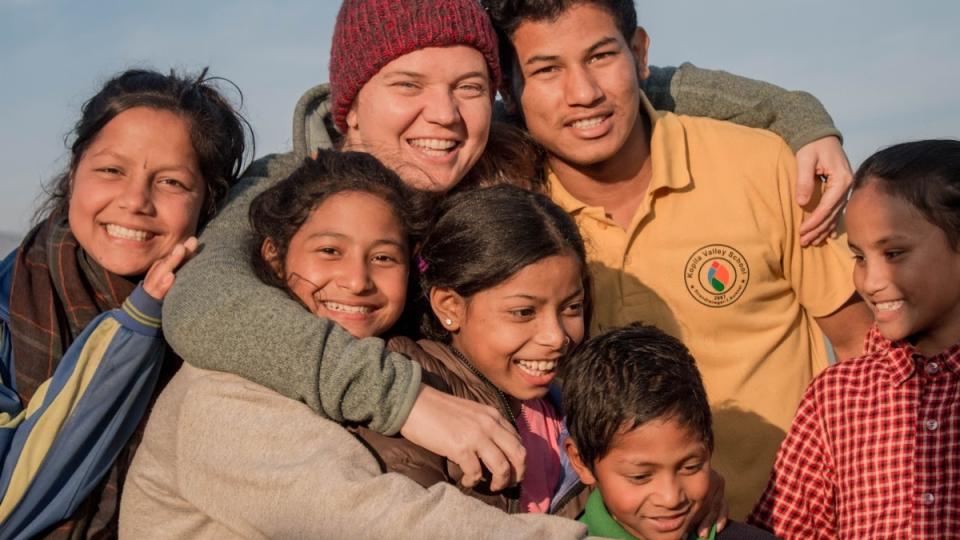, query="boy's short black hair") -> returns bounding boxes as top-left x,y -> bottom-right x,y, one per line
482,0 -> 637,43
560,323 -> 713,470
482,0 -> 638,98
